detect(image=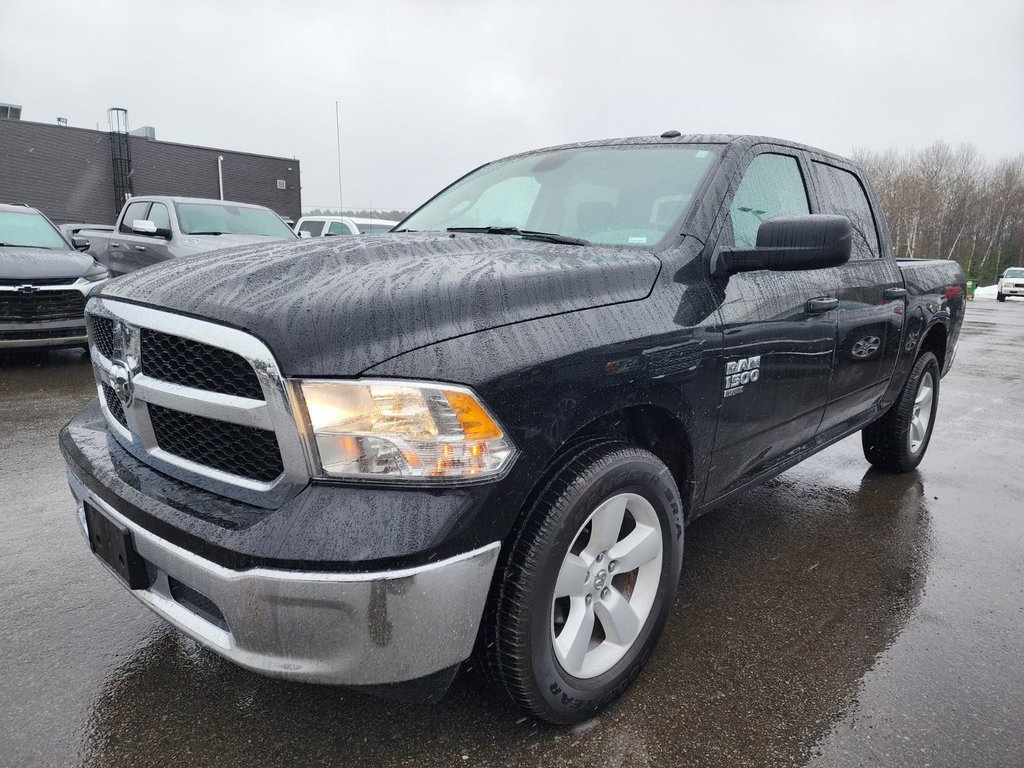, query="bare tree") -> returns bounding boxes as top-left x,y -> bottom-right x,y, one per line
857,142 -> 1024,284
